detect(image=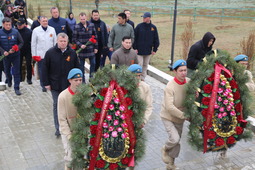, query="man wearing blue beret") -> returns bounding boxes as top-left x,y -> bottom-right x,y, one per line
127,64 -> 152,126
58,68 -> 83,170
160,59 -> 190,170
234,54 -> 255,91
